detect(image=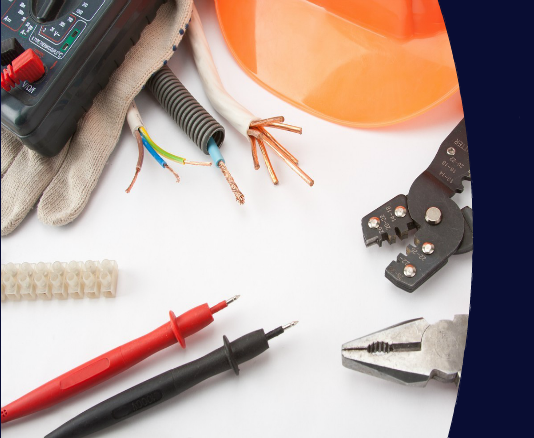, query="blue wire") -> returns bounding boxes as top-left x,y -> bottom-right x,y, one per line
140,134 -> 167,168
207,137 -> 224,166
